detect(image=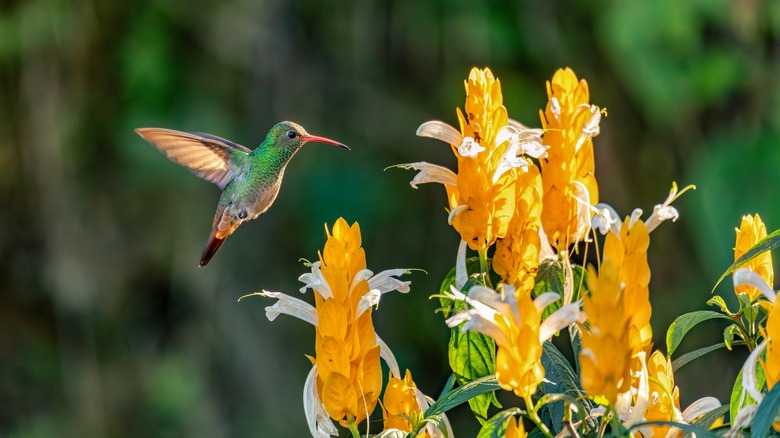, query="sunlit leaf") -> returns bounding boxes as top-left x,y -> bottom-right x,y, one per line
626,420 -> 720,437
538,342 -> 597,435
666,310 -> 732,357
476,408 -> 523,438
692,404 -> 729,429
424,374 -> 501,417
730,365 -> 766,428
